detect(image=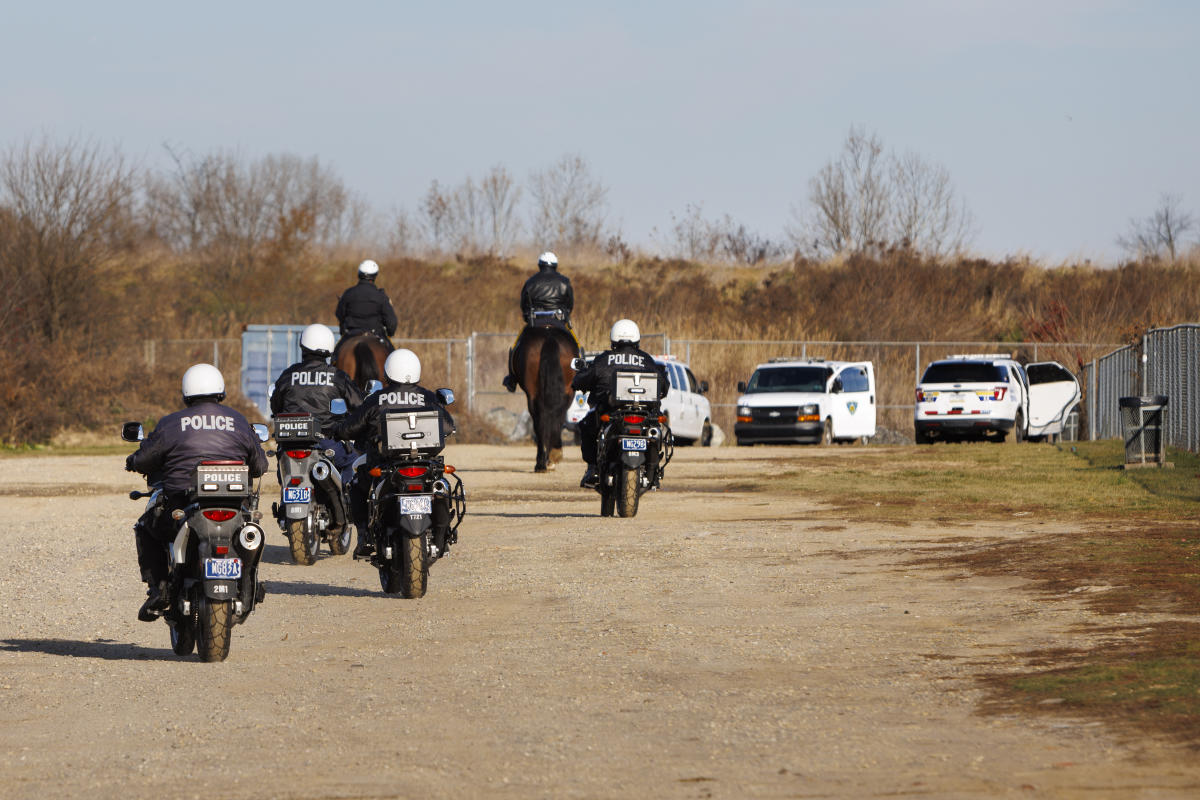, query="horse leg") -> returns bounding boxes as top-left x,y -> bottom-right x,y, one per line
532,395 -> 549,473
